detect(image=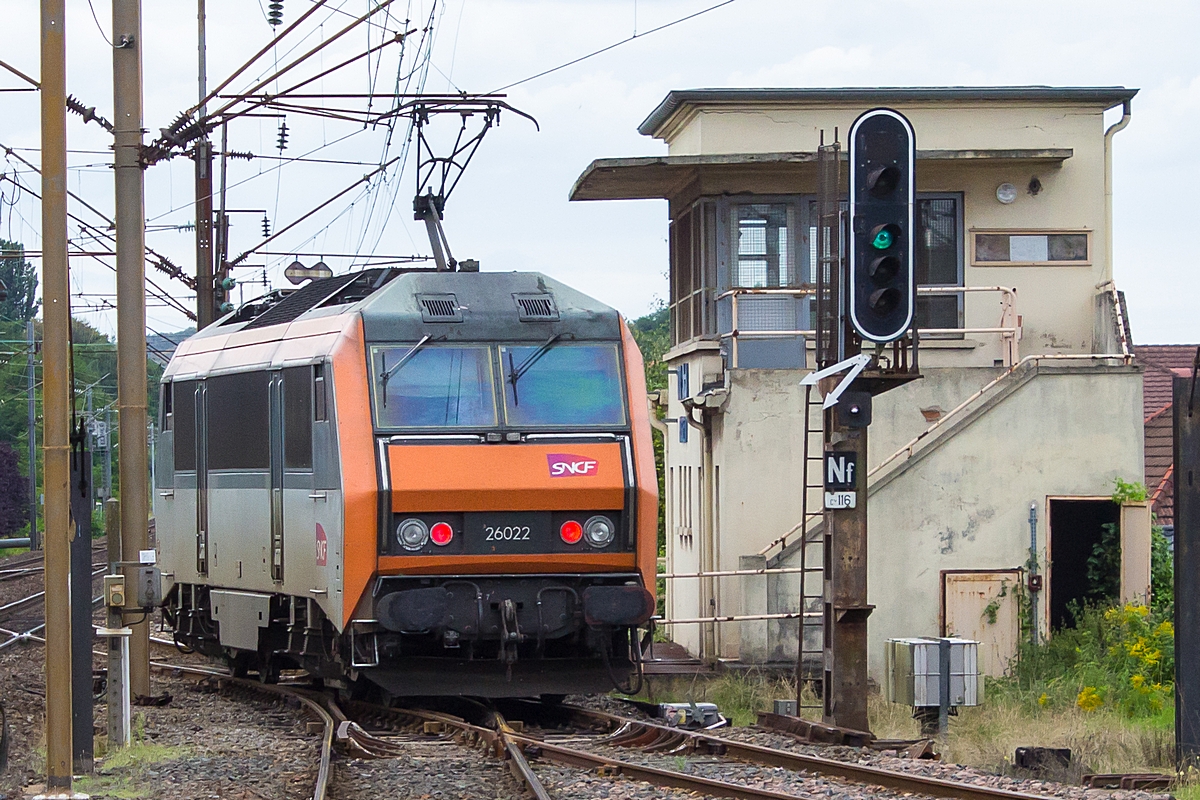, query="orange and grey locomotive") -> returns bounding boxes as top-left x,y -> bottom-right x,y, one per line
155,268 -> 658,695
